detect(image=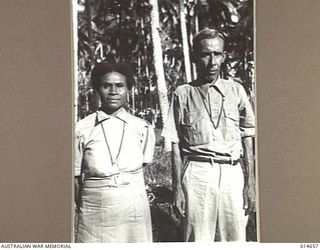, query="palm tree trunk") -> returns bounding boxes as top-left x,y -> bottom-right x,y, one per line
194,0 -> 199,33
179,0 -> 192,83
191,0 -> 199,80
149,0 -> 171,150
198,0 -> 209,29
85,0 -> 93,63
